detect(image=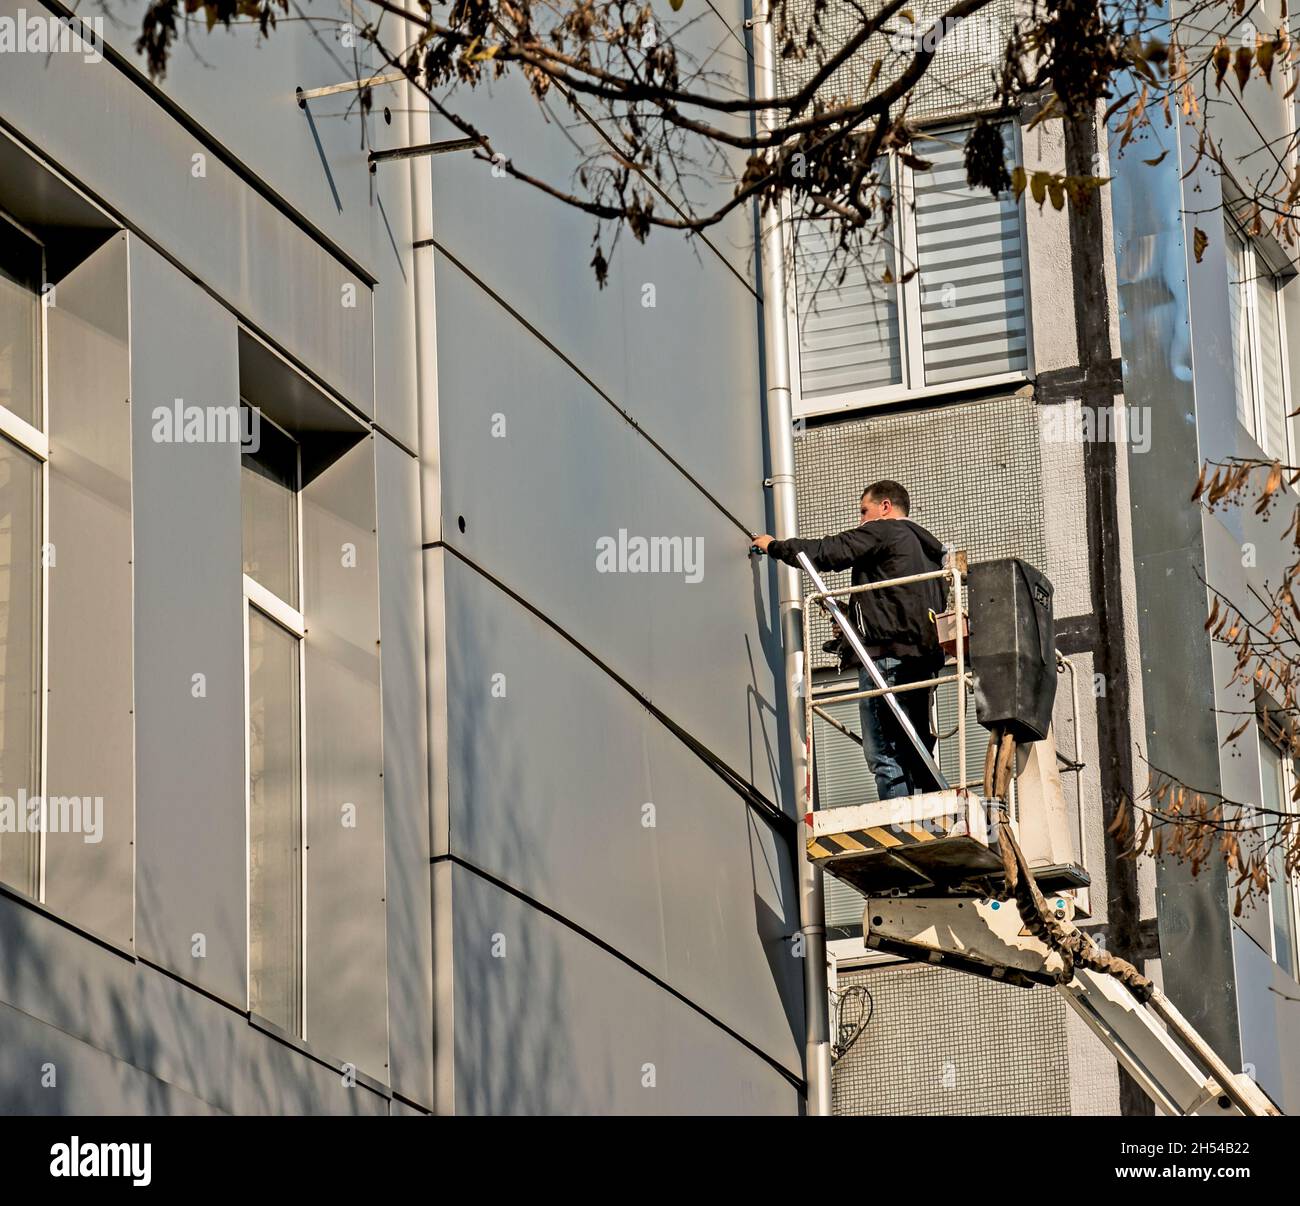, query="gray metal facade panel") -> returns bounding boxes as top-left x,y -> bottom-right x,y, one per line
433,256 -> 783,804
102,0 -> 398,281
369,86 -> 422,451
116,0 -> 751,290
375,435 -> 435,1107
0,891 -> 387,1114
594,0 -> 756,282
450,864 -> 801,1115
638,451 -> 786,806
0,1000 -> 219,1115
614,228 -> 765,518
1205,526 -> 1272,959
302,435 -> 389,1079
0,8 -> 436,1116
643,719 -> 803,1066
1183,6 -> 1290,170
443,555 -> 803,1075
372,251 -> 420,451
607,0 -> 758,283
1110,124 -> 1240,1062
0,5 -> 374,413
388,1098 -> 431,1117
426,71 -> 765,524
1179,152 -> 1300,1060
1113,139 -> 1200,566
44,232 -> 135,946
1232,923 -> 1300,1113
128,241 -> 247,1004
0,1 -> 808,1116
831,962 -> 1071,1115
